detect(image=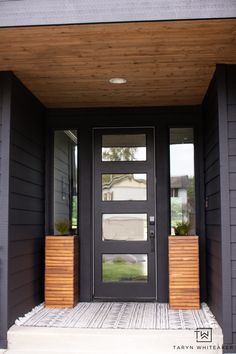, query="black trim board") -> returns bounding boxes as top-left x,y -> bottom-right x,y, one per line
78,126 -> 93,301
203,69 -> 224,330
0,73 -> 12,349
195,118 -> 207,302
156,122 -> 169,301
217,66 -> 232,345
225,65 -> 236,351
